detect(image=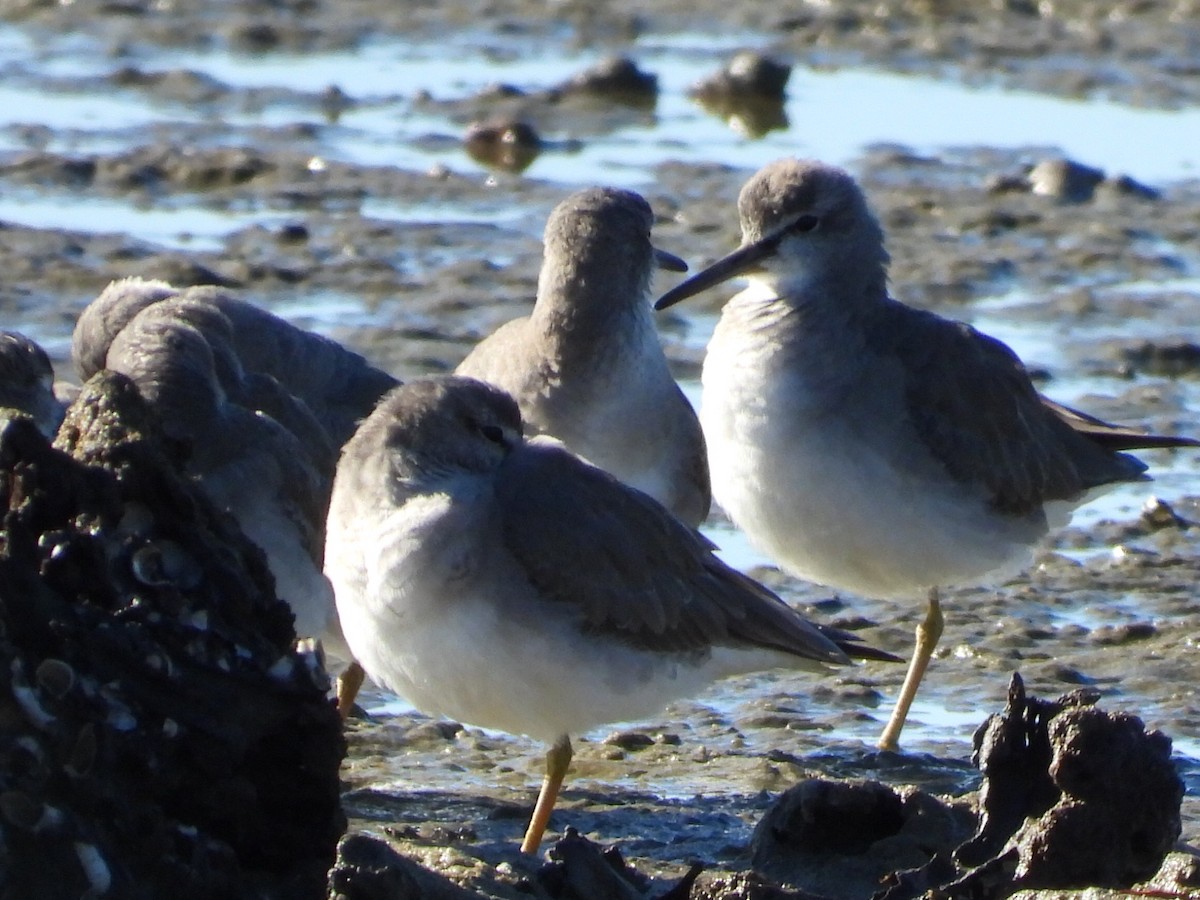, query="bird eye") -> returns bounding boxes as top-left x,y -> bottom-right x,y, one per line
791,215 -> 819,233
480,424 -> 506,445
